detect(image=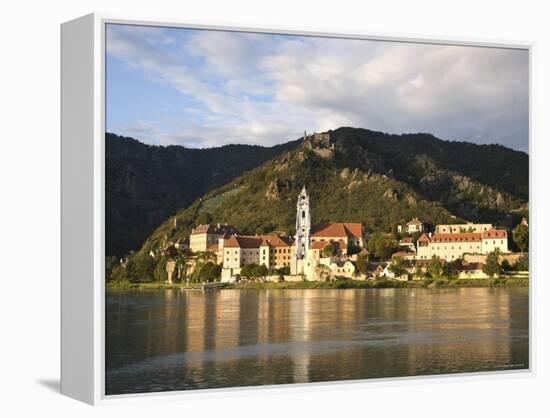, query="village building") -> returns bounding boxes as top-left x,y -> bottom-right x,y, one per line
310,222 -> 364,249
397,217 -> 424,234
382,264 -> 409,281
372,264 -> 385,277
391,251 -> 417,261
416,228 -> 508,261
462,252 -> 524,266
290,186 -> 365,275
189,223 -> 238,253
309,240 -> 347,258
220,234 -> 292,278
435,222 -> 493,234
398,236 -> 416,252
457,262 -> 490,279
